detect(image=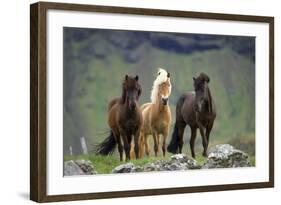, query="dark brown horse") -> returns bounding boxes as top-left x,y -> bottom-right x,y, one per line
95,75 -> 143,161
167,73 -> 216,158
